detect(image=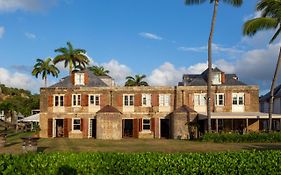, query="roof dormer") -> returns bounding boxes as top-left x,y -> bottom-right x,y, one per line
71,71 -> 89,86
